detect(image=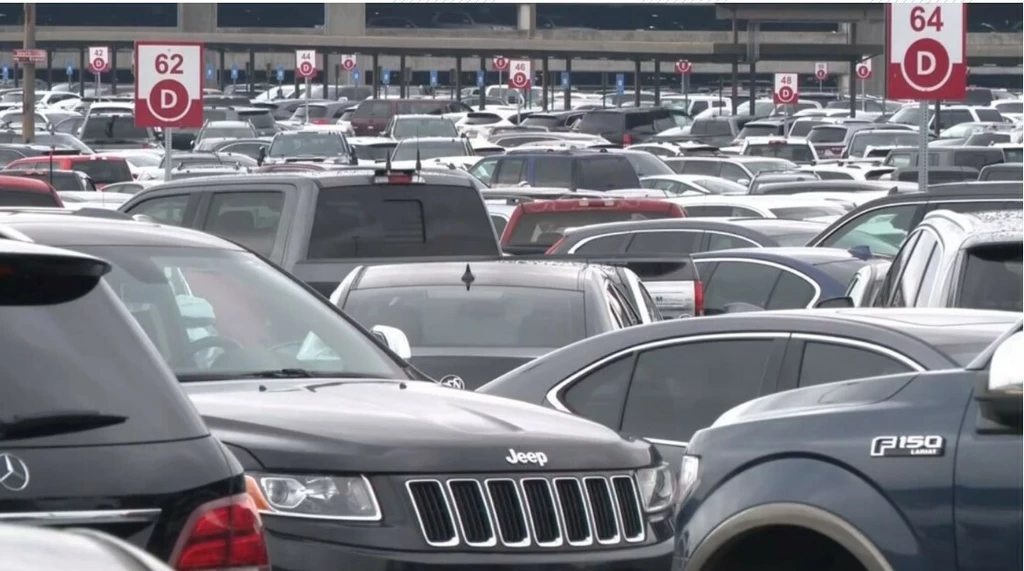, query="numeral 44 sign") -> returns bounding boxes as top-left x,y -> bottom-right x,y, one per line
887,4 -> 966,100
